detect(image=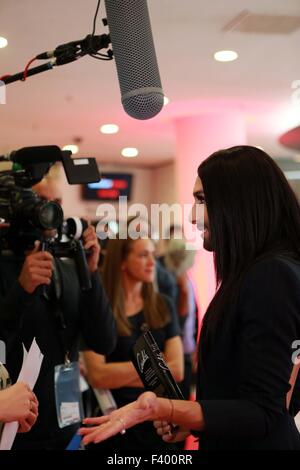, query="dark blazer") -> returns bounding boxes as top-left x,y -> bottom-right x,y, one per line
196,255 -> 300,450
